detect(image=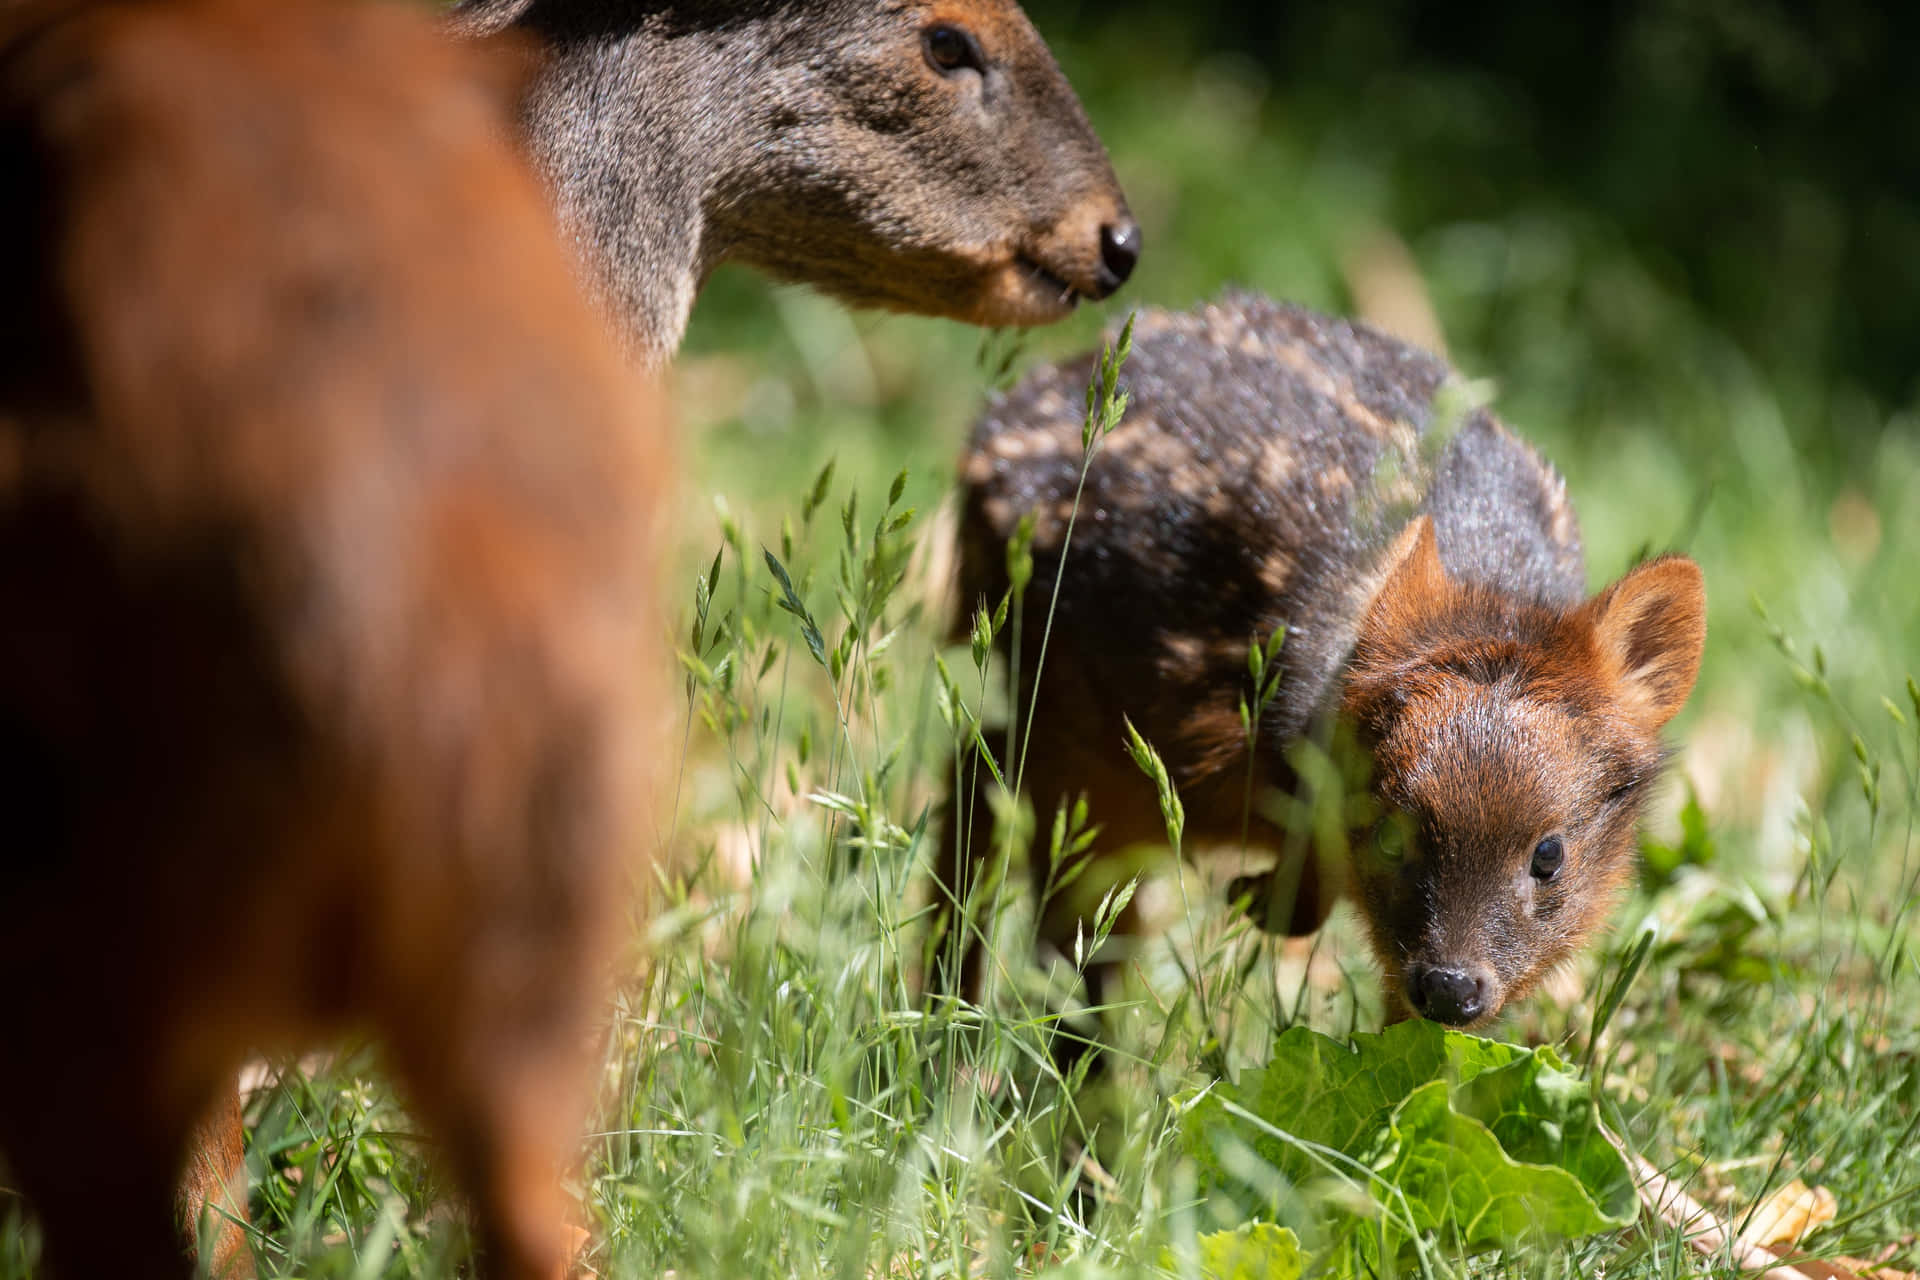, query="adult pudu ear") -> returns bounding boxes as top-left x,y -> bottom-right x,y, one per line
437,5 -> 548,124
445,0 -> 538,39
1582,555 -> 1706,730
